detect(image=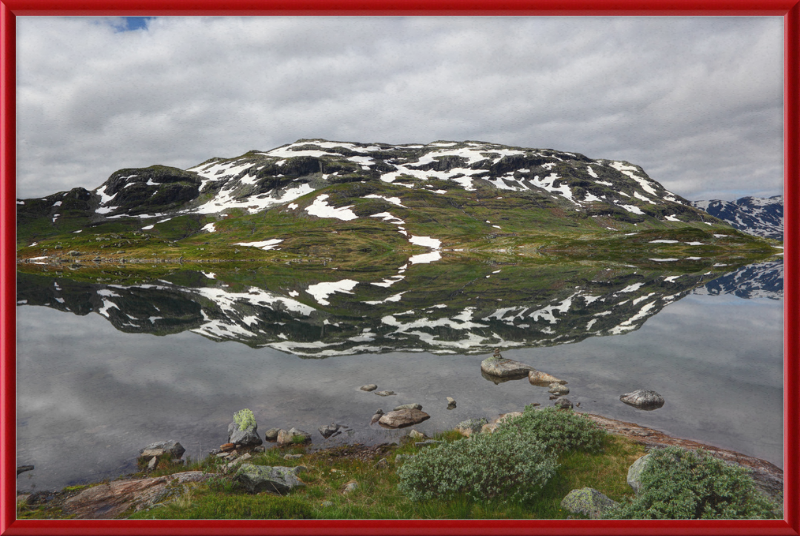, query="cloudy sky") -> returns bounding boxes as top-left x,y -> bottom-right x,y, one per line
16,16 -> 783,201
